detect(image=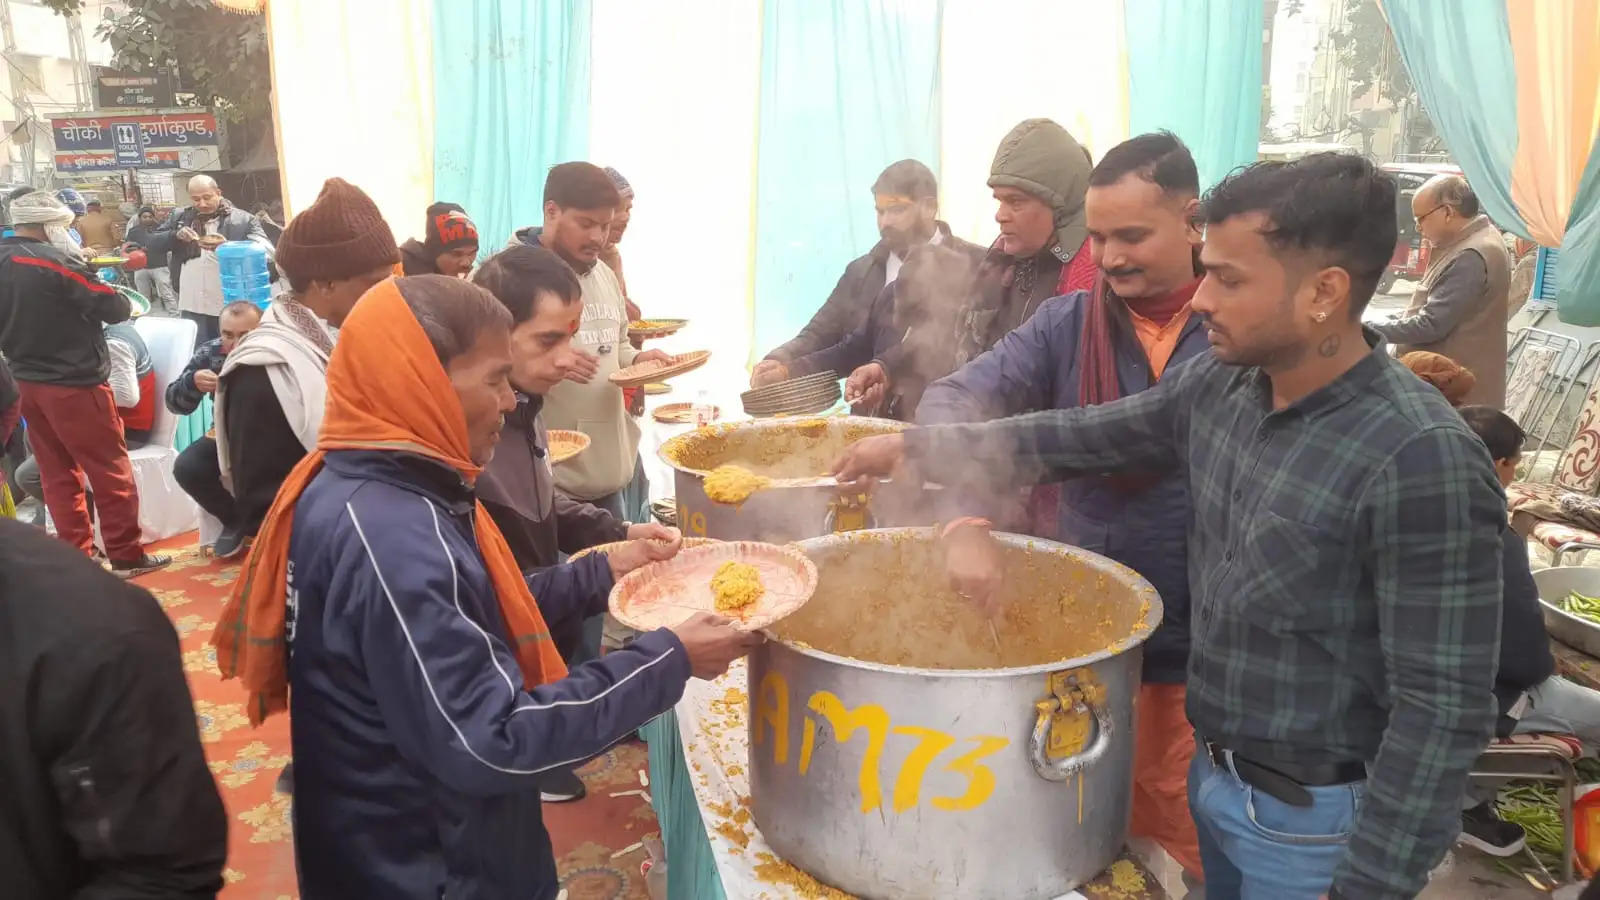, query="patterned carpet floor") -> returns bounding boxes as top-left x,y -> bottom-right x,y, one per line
137,535 -> 658,900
